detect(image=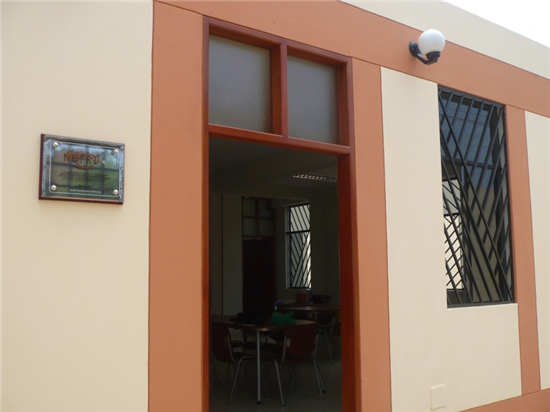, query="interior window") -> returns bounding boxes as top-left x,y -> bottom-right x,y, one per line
287,203 -> 312,289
